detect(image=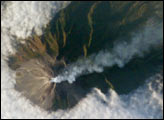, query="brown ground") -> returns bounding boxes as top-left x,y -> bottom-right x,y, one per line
14,56 -> 62,110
